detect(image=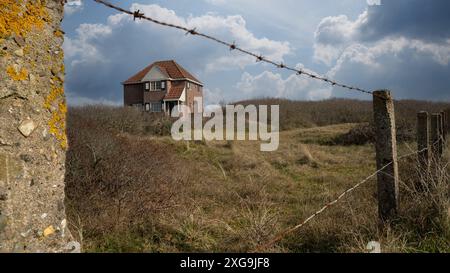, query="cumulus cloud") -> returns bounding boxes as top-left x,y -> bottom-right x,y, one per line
236,64 -> 332,101
65,0 -> 83,15
366,0 -> 380,5
313,0 -> 450,100
67,3 -> 290,68
64,23 -> 112,66
313,12 -> 368,65
316,0 -> 450,48
203,87 -> 226,105
64,2 -> 291,104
